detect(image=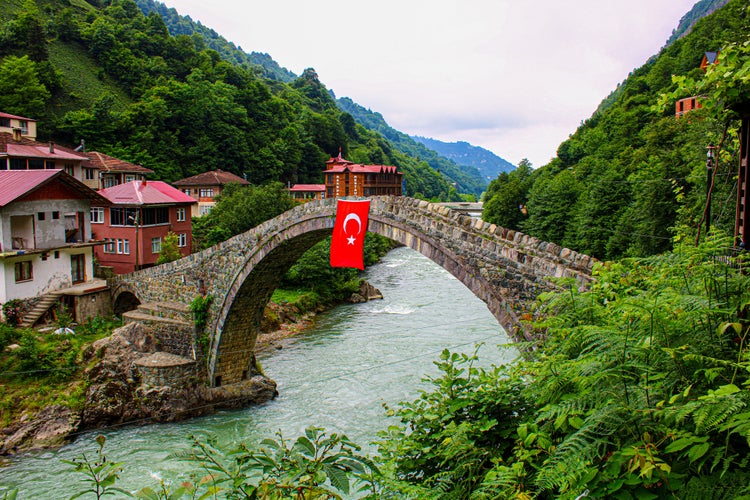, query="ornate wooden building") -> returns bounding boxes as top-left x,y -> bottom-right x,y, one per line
324,153 -> 403,198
